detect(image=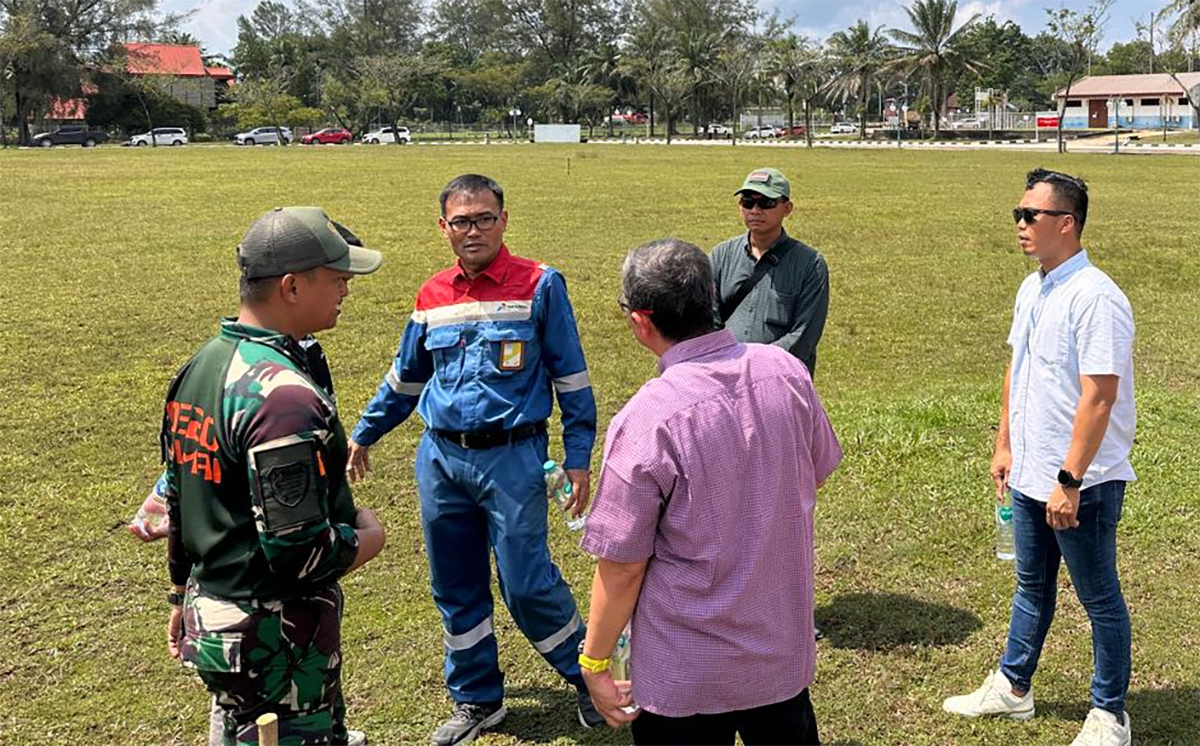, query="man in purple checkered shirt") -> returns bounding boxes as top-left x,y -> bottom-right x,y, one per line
578,238 -> 842,745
